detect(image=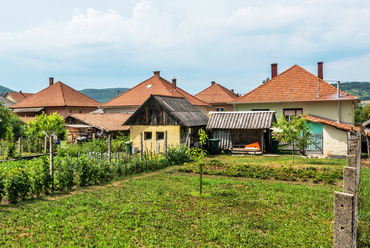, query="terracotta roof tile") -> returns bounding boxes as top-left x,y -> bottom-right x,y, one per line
305,115 -> 359,132
195,82 -> 238,104
7,92 -> 34,103
232,65 -> 359,103
11,82 -> 101,109
66,113 -> 131,132
102,74 -> 208,107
